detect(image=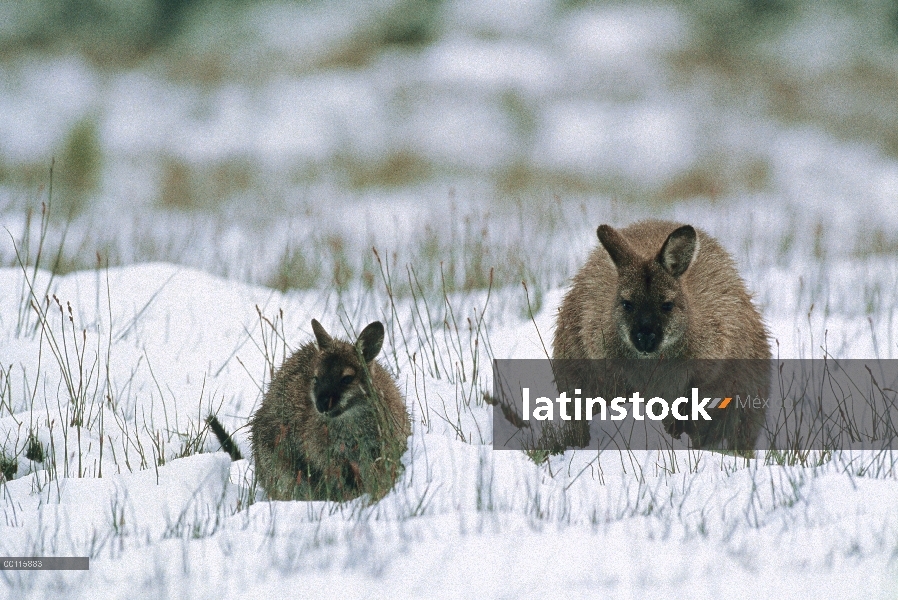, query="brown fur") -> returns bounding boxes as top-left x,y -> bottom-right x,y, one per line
250,320 -> 411,501
552,220 -> 771,453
